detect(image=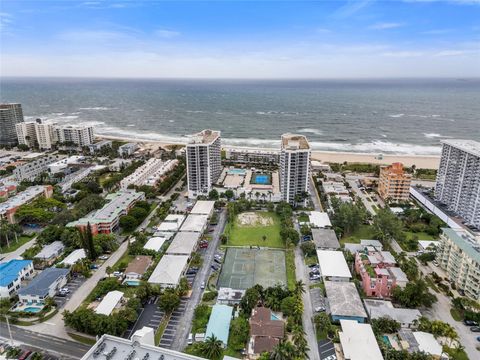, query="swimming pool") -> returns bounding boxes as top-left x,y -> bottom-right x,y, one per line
271,313 -> 281,321
124,280 -> 140,286
382,335 -> 392,347
227,169 -> 246,175
23,306 -> 43,313
252,174 -> 270,184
